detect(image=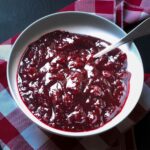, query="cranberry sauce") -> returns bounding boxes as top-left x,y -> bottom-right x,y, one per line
17,30 -> 131,132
